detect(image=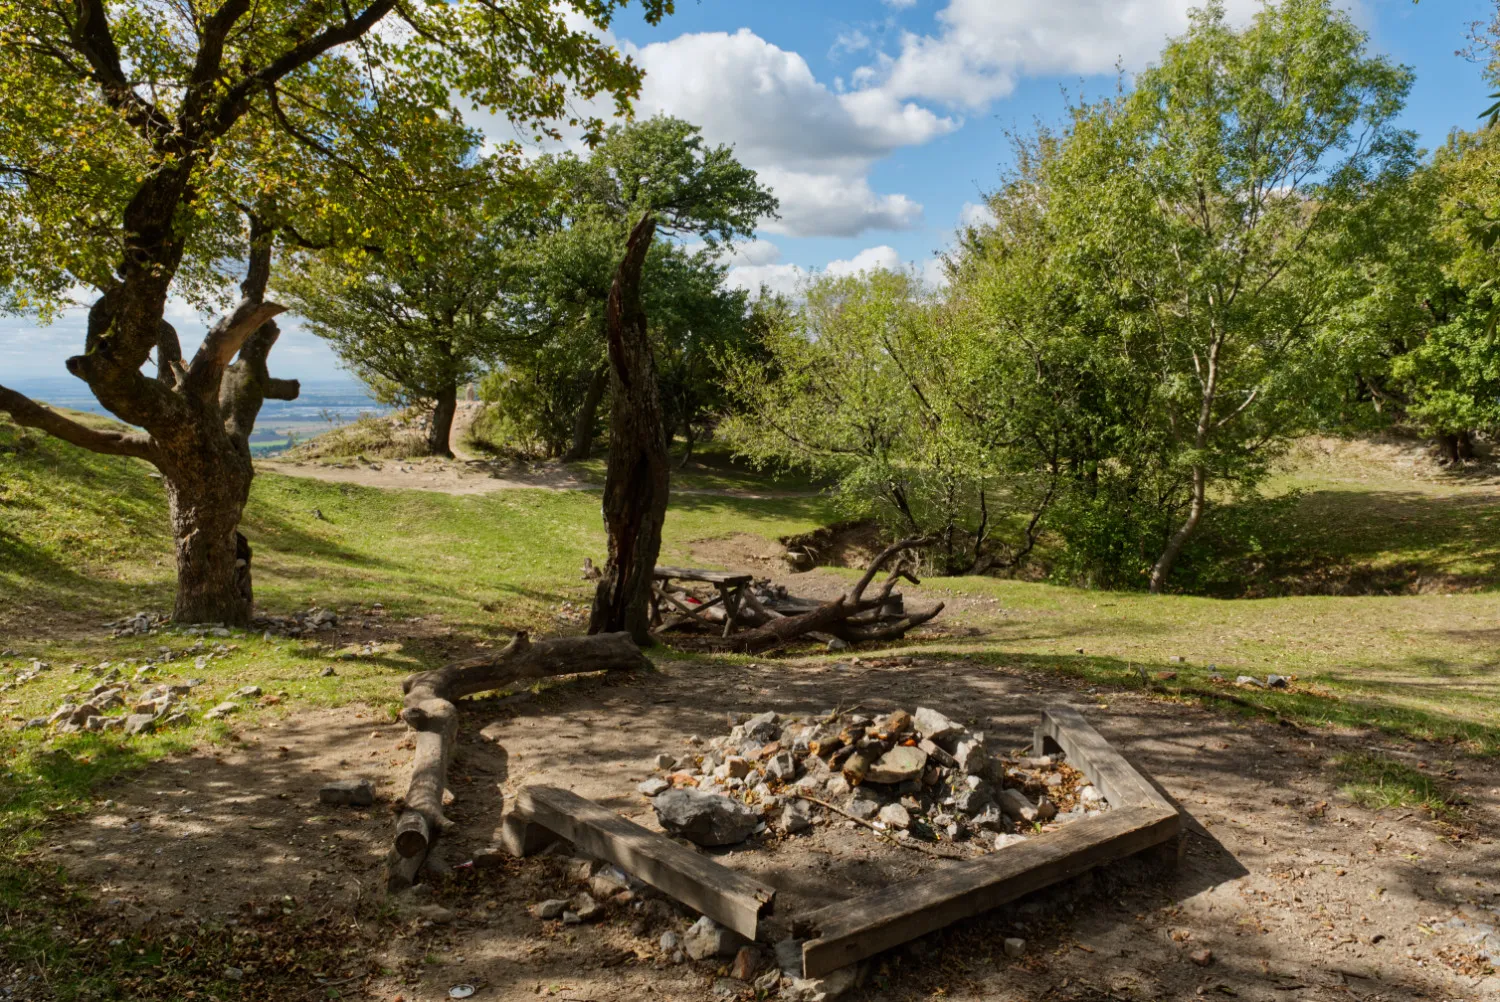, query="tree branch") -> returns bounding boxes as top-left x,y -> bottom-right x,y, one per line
0,384 -> 156,461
